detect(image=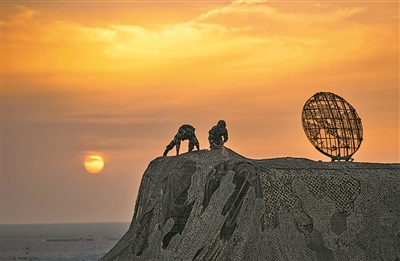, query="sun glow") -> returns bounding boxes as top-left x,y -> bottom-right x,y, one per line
84,155 -> 105,174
